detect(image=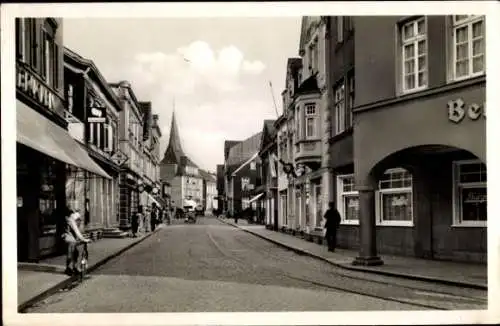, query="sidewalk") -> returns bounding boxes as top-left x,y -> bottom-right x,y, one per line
218,218 -> 487,290
18,225 -> 164,311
